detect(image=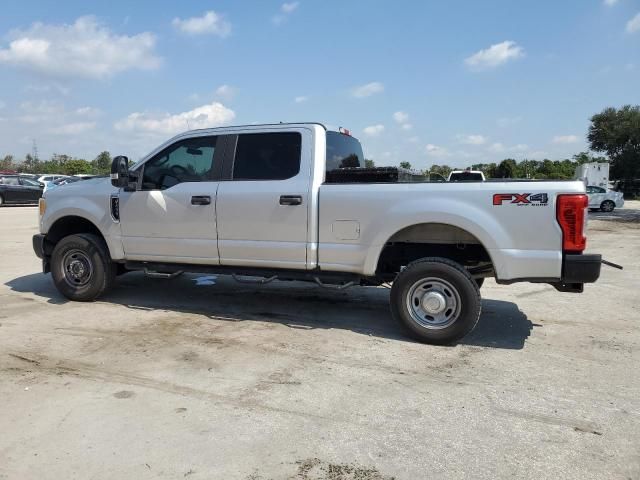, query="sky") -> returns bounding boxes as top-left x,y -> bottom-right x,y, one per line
0,0 -> 638,170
